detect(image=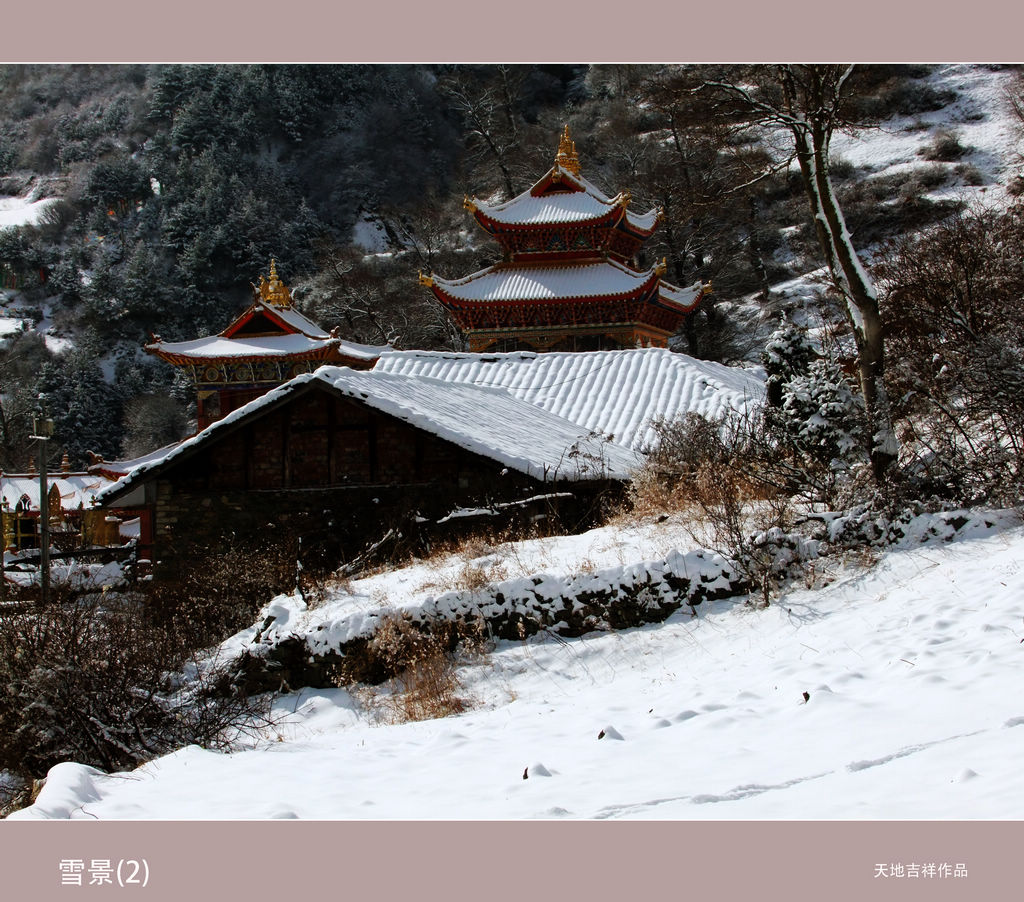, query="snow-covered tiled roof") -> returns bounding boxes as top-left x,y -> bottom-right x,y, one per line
431,260 -> 658,303
96,368 -> 639,504
1,473 -> 115,512
374,348 -> 763,453
659,280 -> 706,311
147,334 -> 338,359
245,302 -> 331,339
472,167 -> 660,233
